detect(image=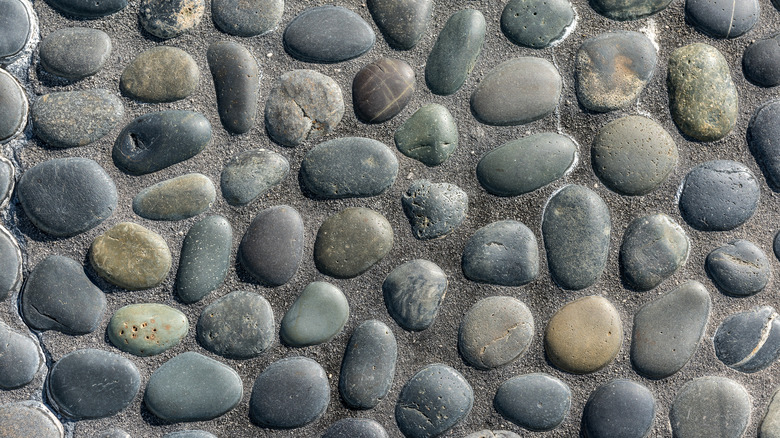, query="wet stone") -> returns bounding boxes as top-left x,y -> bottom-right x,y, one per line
90,222 -> 172,290
686,0 -> 759,39
462,220 -> 539,287
0,225 -> 22,301
367,0 -> 432,50
582,380 -> 656,438
402,179 -> 468,240
395,103 -> 458,166
212,0 -> 282,36
145,352 -> 242,422
238,205 -> 303,286
323,418 -> 389,438
714,306 -> 780,373
207,41 -> 260,134
707,240 -> 770,297
678,160 -> 759,231
465,431 -> 521,438
339,320 -> 397,409
471,57 -> 561,126
0,69 -> 27,143
670,376 -> 750,437
221,149 -> 289,205
175,215 -> 232,303
494,373 -> 571,431
33,89 -> 123,148
281,281 -> 349,347
0,322 -> 40,389
315,207 -> 393,278
133,173 -> 216,221
743,35 -> 780,87
39,28 -> 111,80
383,259 -> 447,331
46,0 -> 126,17
284,6 -> 375,63
749,100 -> 780,190
265,69 -> 344,147
620,214 -> 689,291
426,9 -> 485,95
0,402 -> 63,438
120,47 -> 198,103
47,349 -> 140,420
108,303 -> 188,357
501,0 -> 574,49
590,0 -> 672,20
197,290 -> 275,359
140,0 -> 204,39
353,57 -> 415,124
0,0 -> 30,61
459,296 -> 534,369
761,387 -> 780,437
163,432 -> 215,438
